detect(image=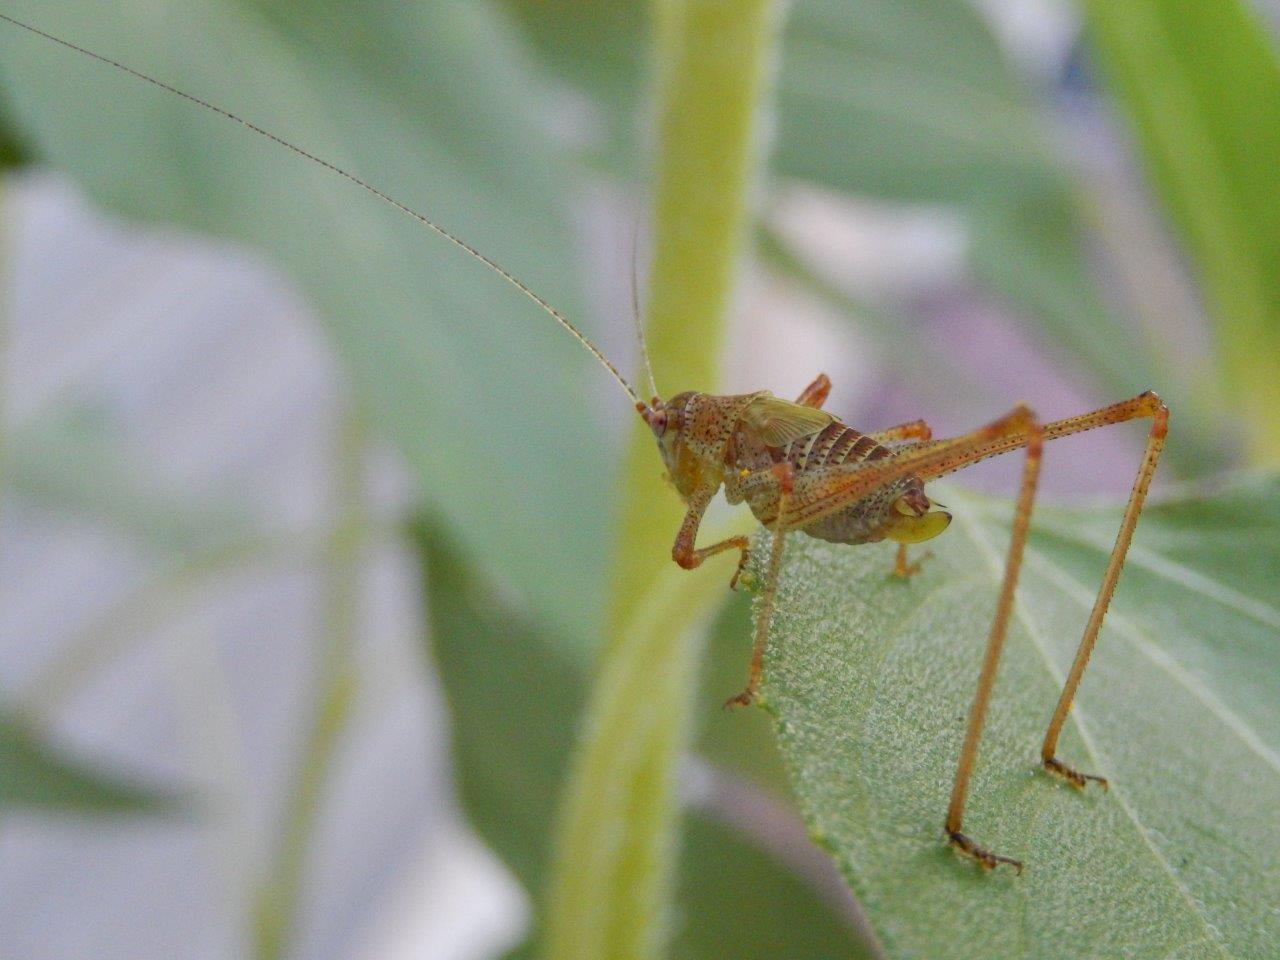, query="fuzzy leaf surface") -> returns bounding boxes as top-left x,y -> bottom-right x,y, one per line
759,475 -> 1280,959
